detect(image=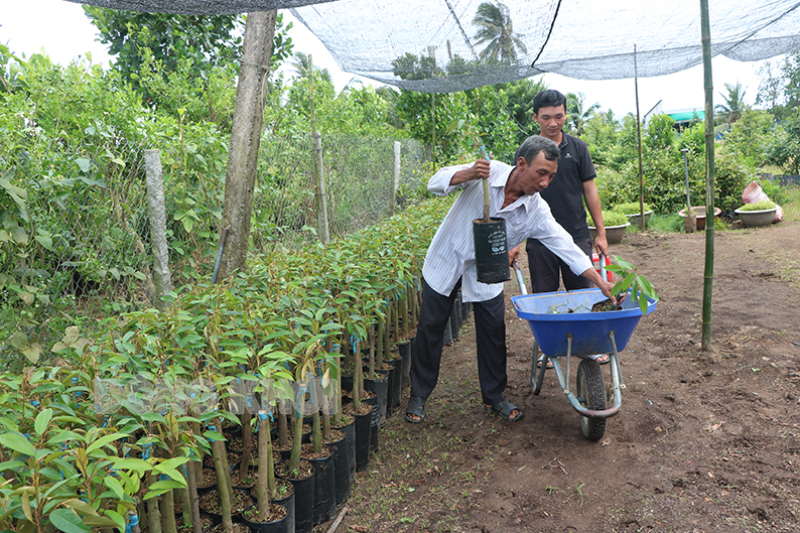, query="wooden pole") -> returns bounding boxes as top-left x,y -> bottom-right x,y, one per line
391,141 -> 401,217
634,44 -> 645,233
309,54 -> 330,244
700,0 -> 716,350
